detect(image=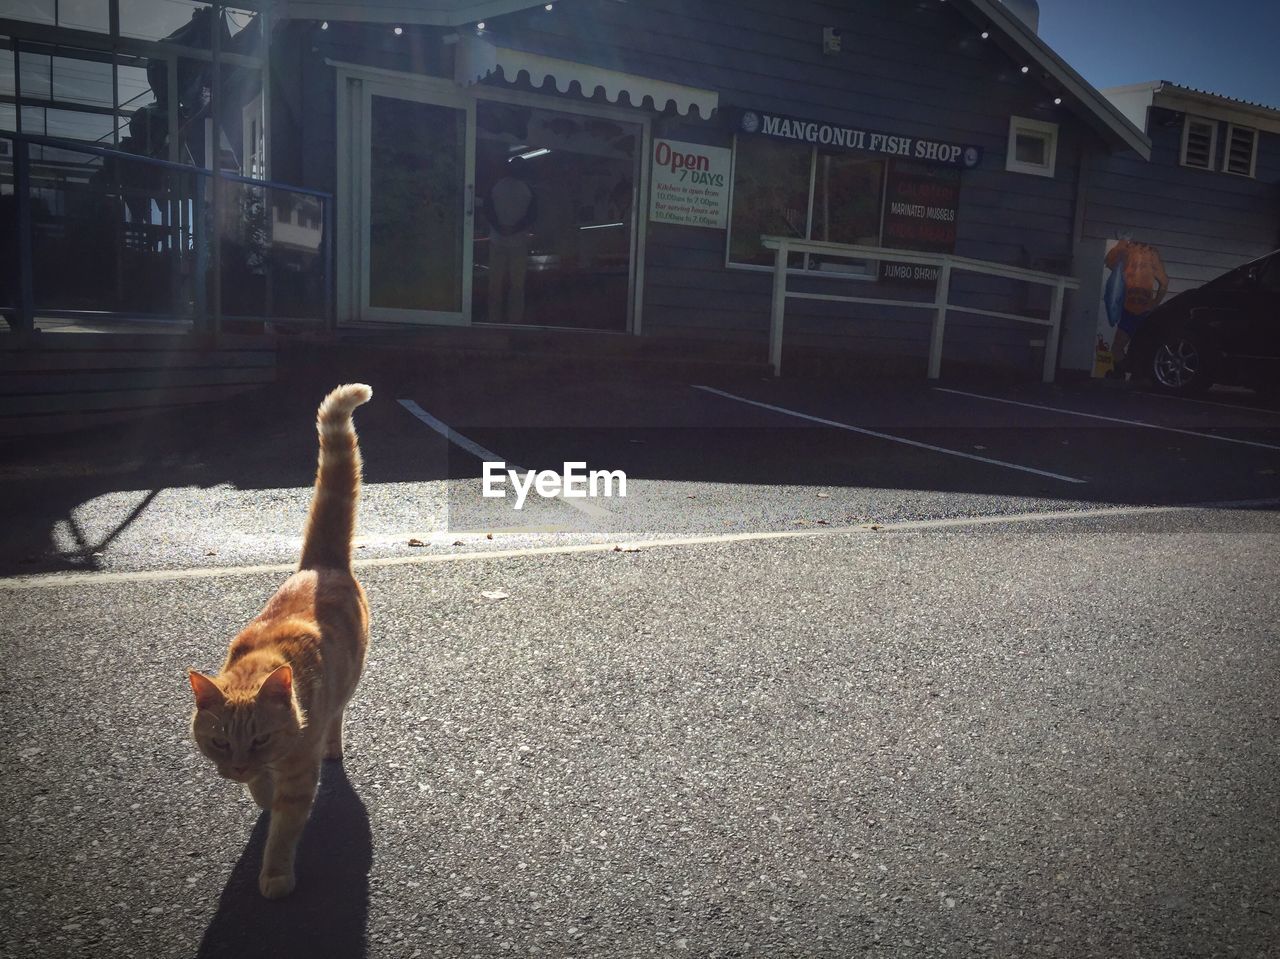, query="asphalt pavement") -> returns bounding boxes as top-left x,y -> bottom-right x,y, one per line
1,364 -> 1278,958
